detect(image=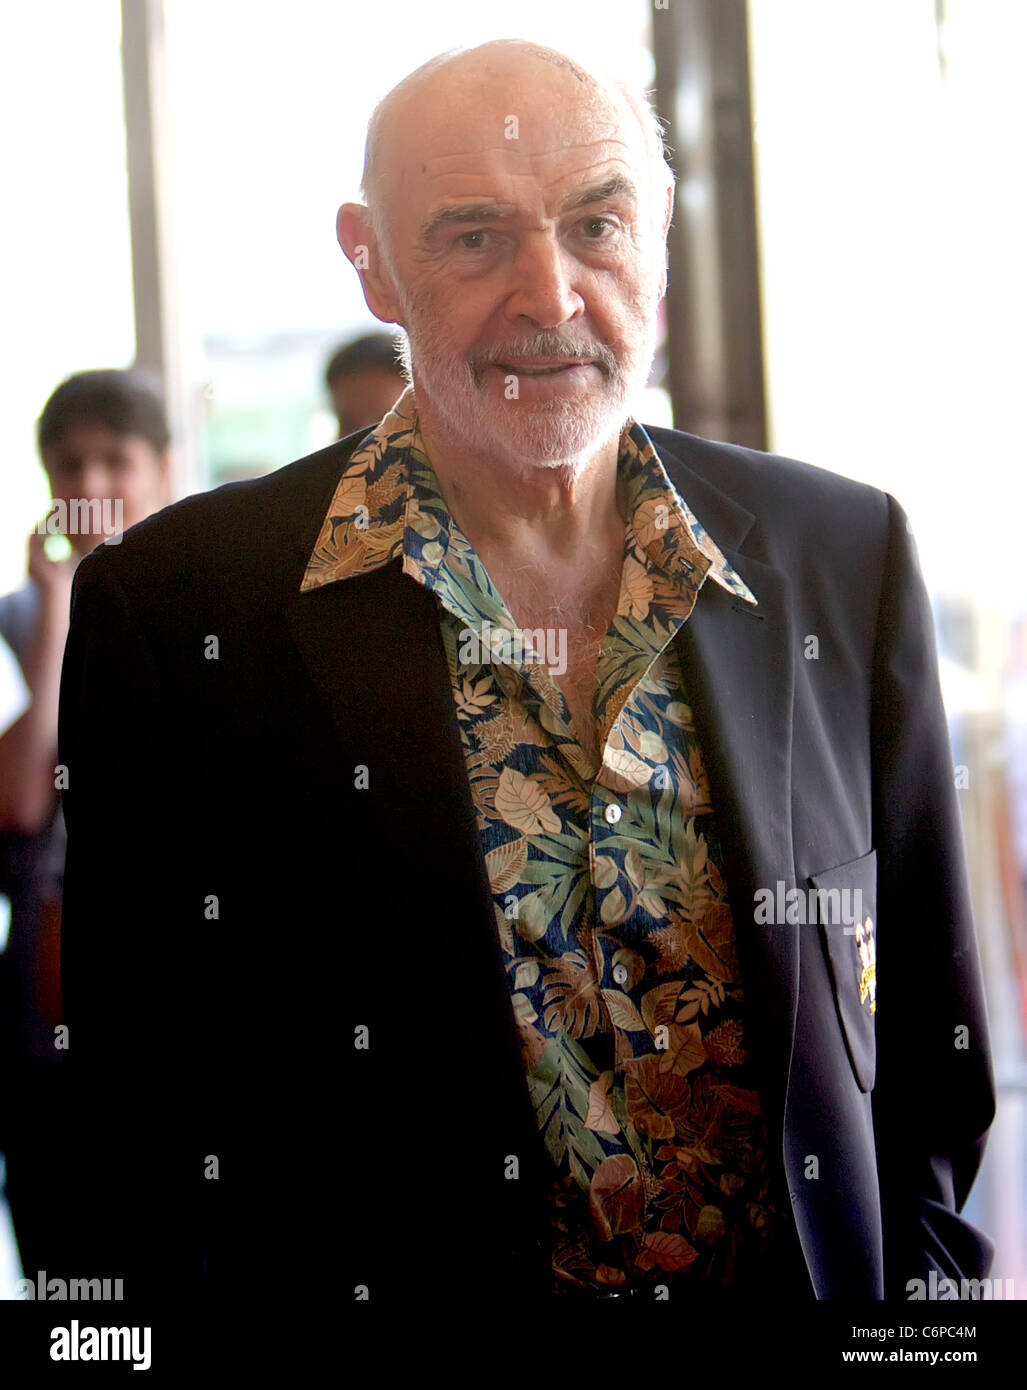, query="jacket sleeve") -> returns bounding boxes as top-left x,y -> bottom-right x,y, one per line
869,492 -> 997,1296
58,545 -> 202,1302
